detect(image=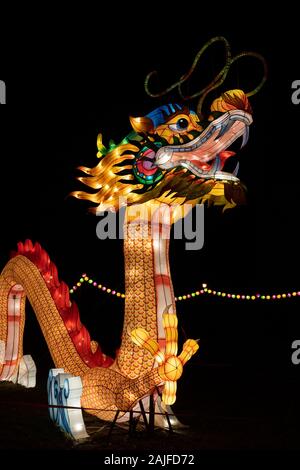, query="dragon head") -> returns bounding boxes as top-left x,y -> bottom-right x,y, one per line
73,89 -> 252,212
